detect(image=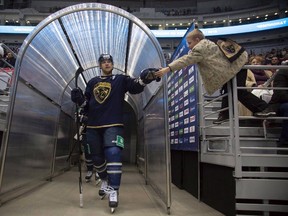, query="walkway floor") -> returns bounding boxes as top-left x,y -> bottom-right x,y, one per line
0,164 -> 224,216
